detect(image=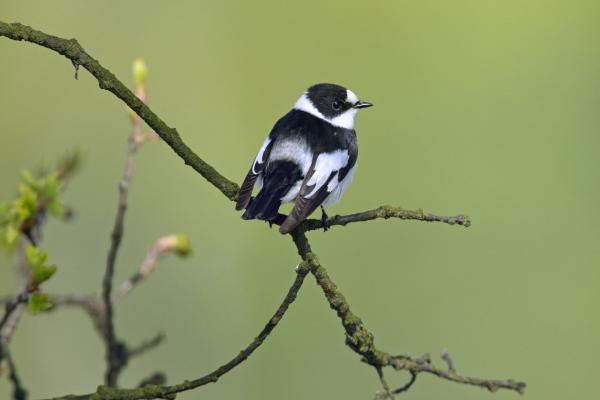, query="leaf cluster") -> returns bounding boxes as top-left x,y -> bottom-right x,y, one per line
24,245 -> 57,314
0,149 -> 80,253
